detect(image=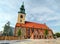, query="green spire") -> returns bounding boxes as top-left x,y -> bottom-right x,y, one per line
18,2 -> 26,14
